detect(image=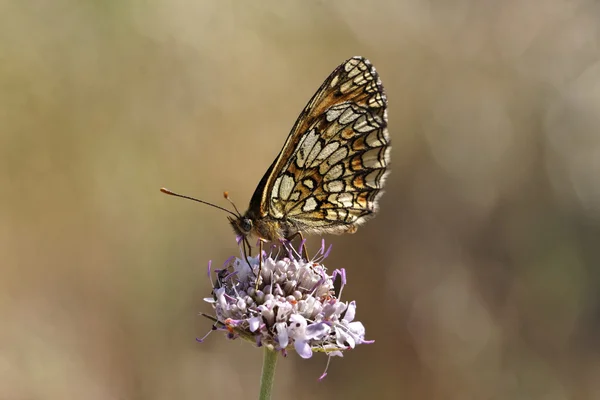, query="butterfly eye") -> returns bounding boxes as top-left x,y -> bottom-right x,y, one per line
241,218 -> 253,232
